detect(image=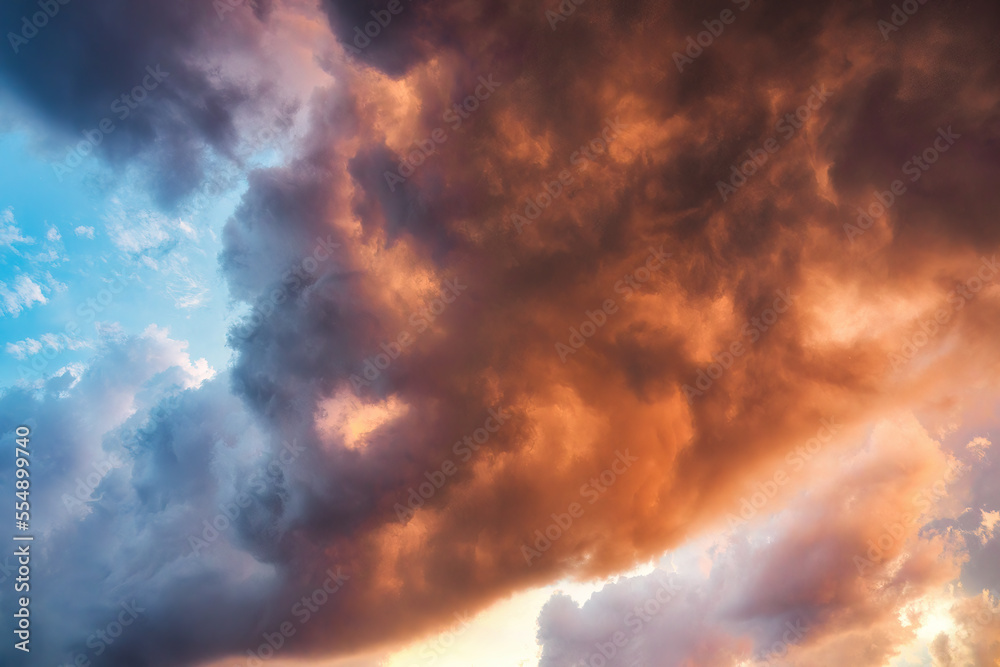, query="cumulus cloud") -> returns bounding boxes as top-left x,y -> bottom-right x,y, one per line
968,436 -> 992,460
74,225 -> 96,239
1,0 -> 1000,665
976,510 -> 1000,546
